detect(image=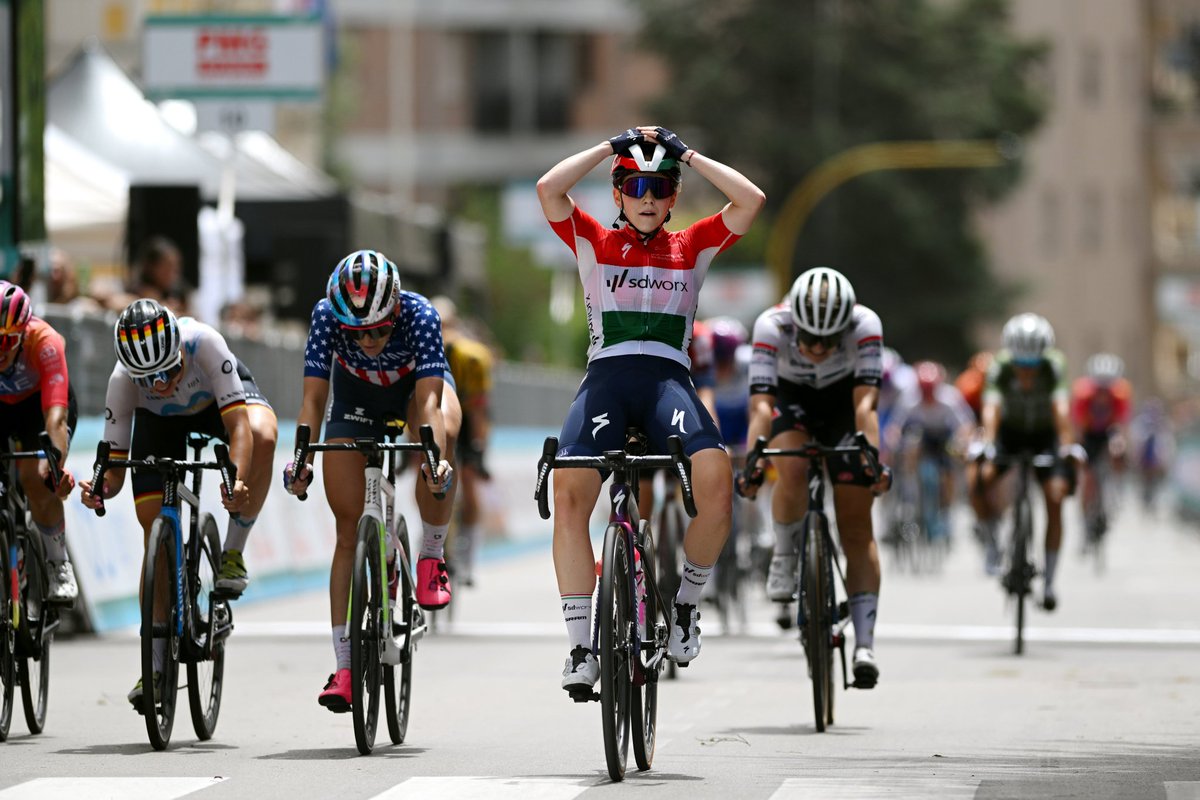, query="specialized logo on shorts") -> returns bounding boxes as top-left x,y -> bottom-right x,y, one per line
671,408 -> 686,434
591,412 -> 610,439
